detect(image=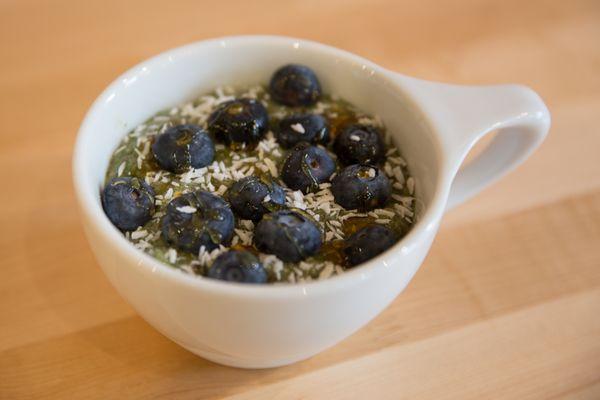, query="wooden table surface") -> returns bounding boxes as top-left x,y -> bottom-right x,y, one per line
2,0 -> 600,398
